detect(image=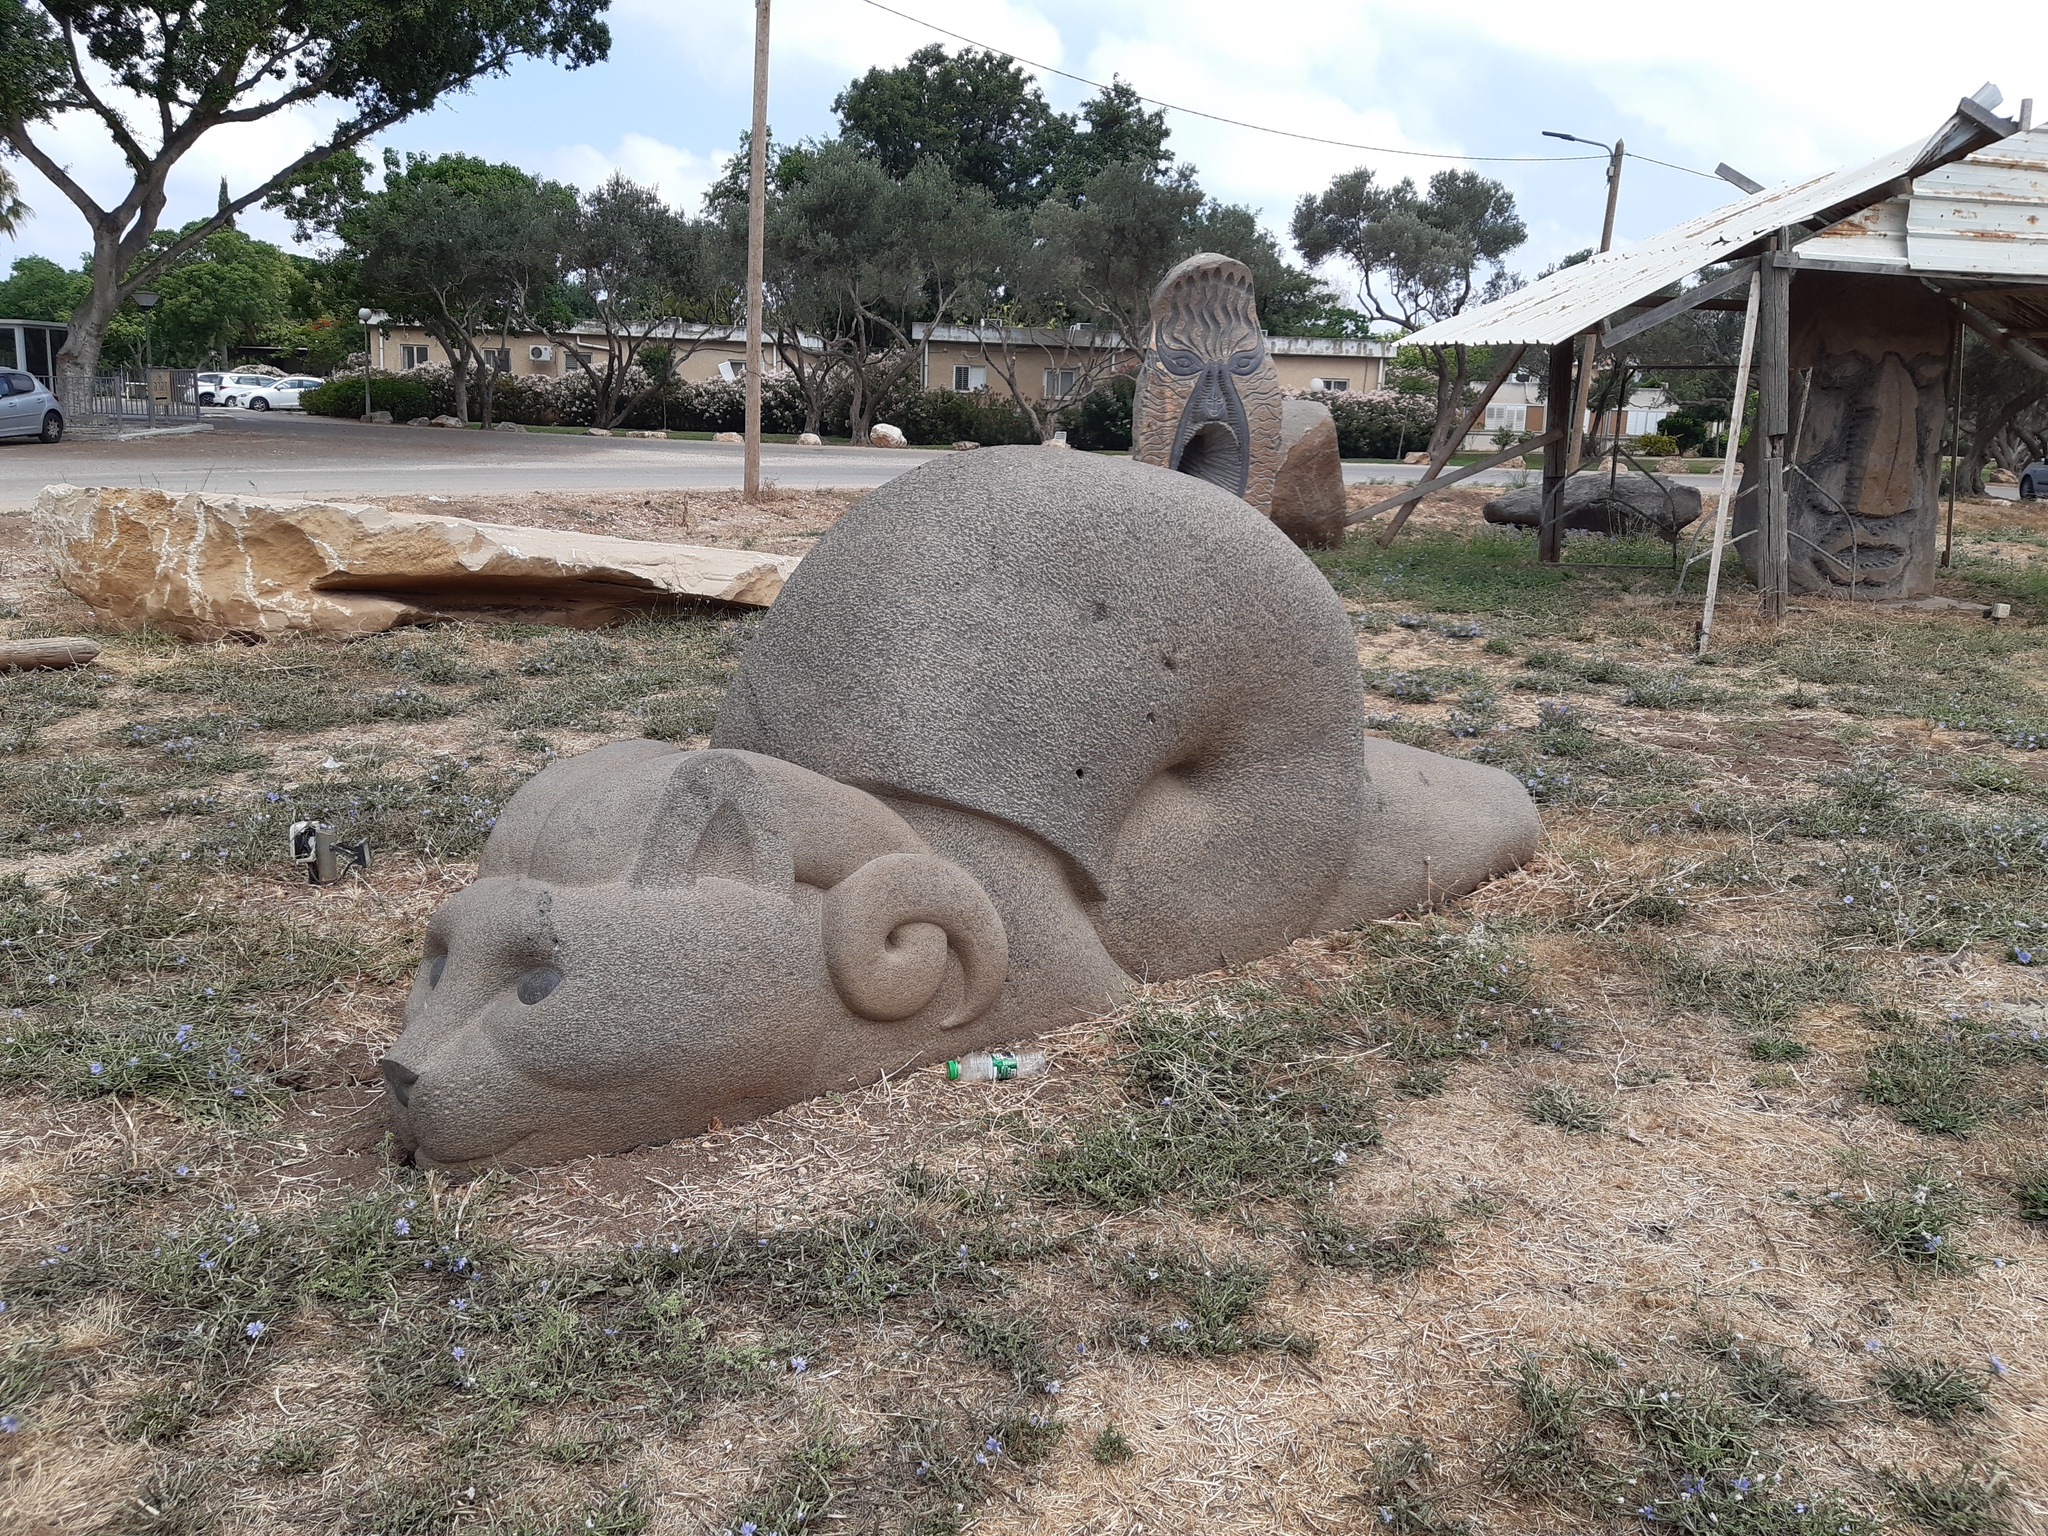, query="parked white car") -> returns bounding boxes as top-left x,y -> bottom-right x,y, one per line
222,375 -> 322,411
198,371 -> 278,406
0,370 -> 63,442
